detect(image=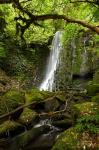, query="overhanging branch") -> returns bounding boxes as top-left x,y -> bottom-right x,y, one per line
0,0 -> 99,35
23,14 -> 98,34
